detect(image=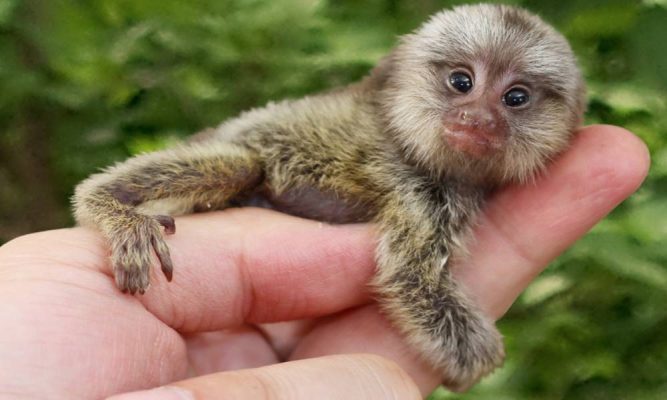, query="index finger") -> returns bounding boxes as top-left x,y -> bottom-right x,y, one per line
134,209 -> 377,332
